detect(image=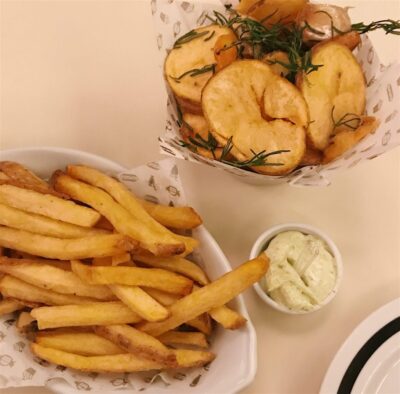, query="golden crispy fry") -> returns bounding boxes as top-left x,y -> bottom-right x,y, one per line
143,288 -> 181,306
214,34 -> 238,71
5,253 -> 71,271
262,51 -> 290,77
7,298 -> 41,309
159,331 -> 209,348
138,199 -> 202,230
323,117 -> 380,163
300,147 -> 323,166
134,255 -> 209,286
0,298 -> 23,316
138,255 -> 268,336
16,311 -> 36,331
0,257 -> 115,300
54,172 -> 186,257
186,313 -> 212,335
236,0 -> 307,26
208,305 -> 247,329
0,161 -> 64,197
71,260 -> 193,296
31,343 -> 215,372
95,325 -> 177,367
94,216 -> 114,231
109,285 -> 169,322
92,253 -> 131,267
0,184 -> 100,227
0,227 -> 136,260
0,203 -> 108,238
31,302 -> 141,329
36,331 -> 124,356
66,165 -> 198,254
0,276 -> 96,306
